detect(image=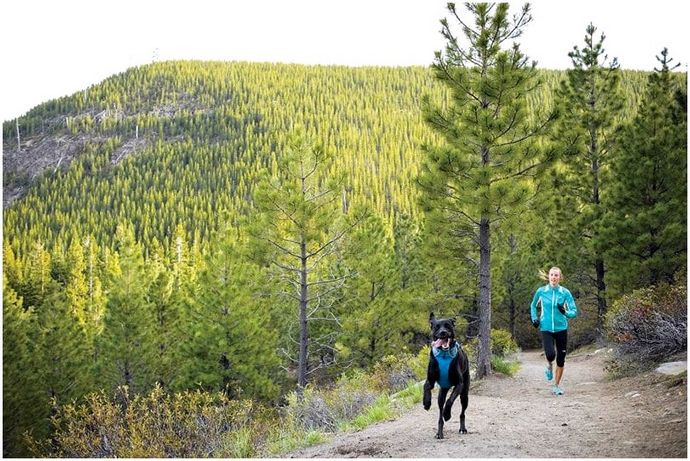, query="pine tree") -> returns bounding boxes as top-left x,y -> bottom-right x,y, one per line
419,3 -> 555,377
550,23 -> 624,328
602,49 -> 687,296
21,241 -> 53,310
95,223 -> 156,393
34,288 -> 92,421
148,246 -> 176,387
339,211 -> 400,367
64,239 -> 88,324
3,240 -> 23,290
2,276 -> 42,457
82,235 -> 106,339
177,231 -> 281,400
248,131 -> 366,399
